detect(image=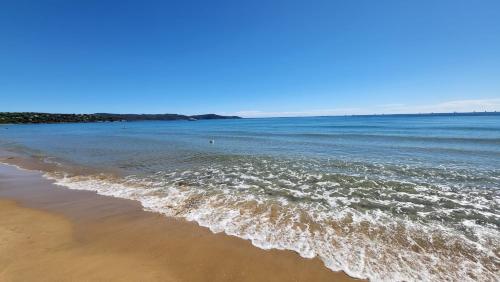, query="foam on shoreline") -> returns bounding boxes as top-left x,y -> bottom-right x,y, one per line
35,164 -> 499,282
0,163 -> 354,282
